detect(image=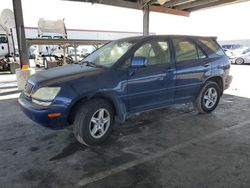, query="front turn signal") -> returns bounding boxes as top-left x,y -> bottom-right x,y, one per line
48,113 -> 61,118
